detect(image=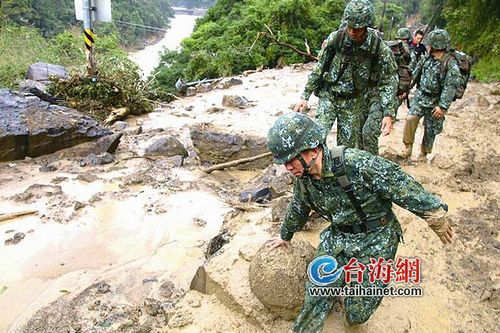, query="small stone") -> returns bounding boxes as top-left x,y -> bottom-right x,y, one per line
144,298 -> 162,316
39,165 -> 57,172
206,107 -> 225,114
74,201 -> 85,211
222,95 -> 248,108
193,218 -> 207,227
110,121 -> 128,131
239,246 -> 257,261
97,282 -> 111,293
76,174 -> 99,183
186,87 -> 197,97
5,232 -> 25,245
